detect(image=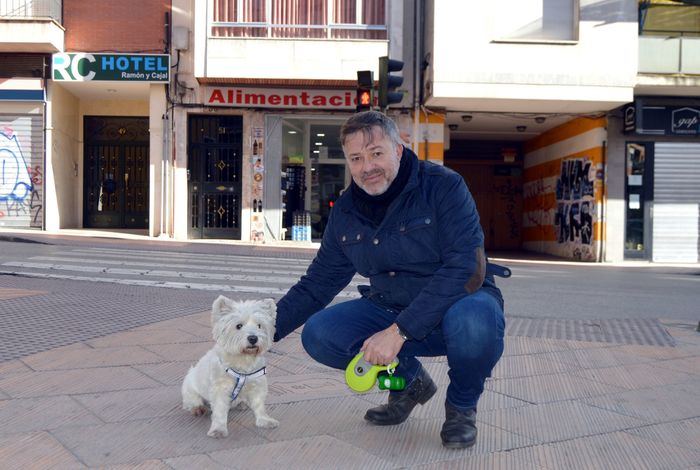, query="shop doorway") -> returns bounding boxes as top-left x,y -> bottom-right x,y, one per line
279,119 -> 349,240
624,142 -> 654,259
449,162 -> 523,251
83,117 -> 149,229
187,115 -> 243,239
